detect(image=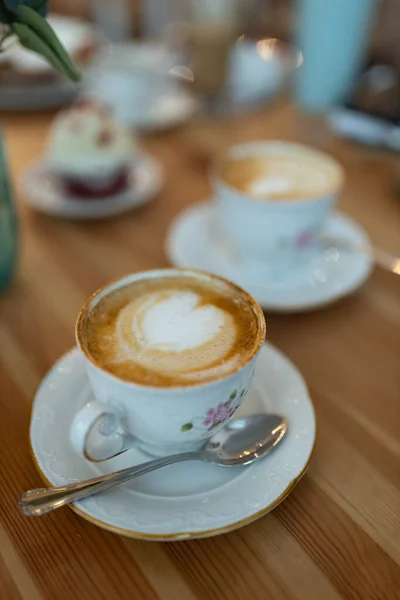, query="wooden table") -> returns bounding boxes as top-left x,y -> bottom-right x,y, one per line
1,102 -> 399,600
